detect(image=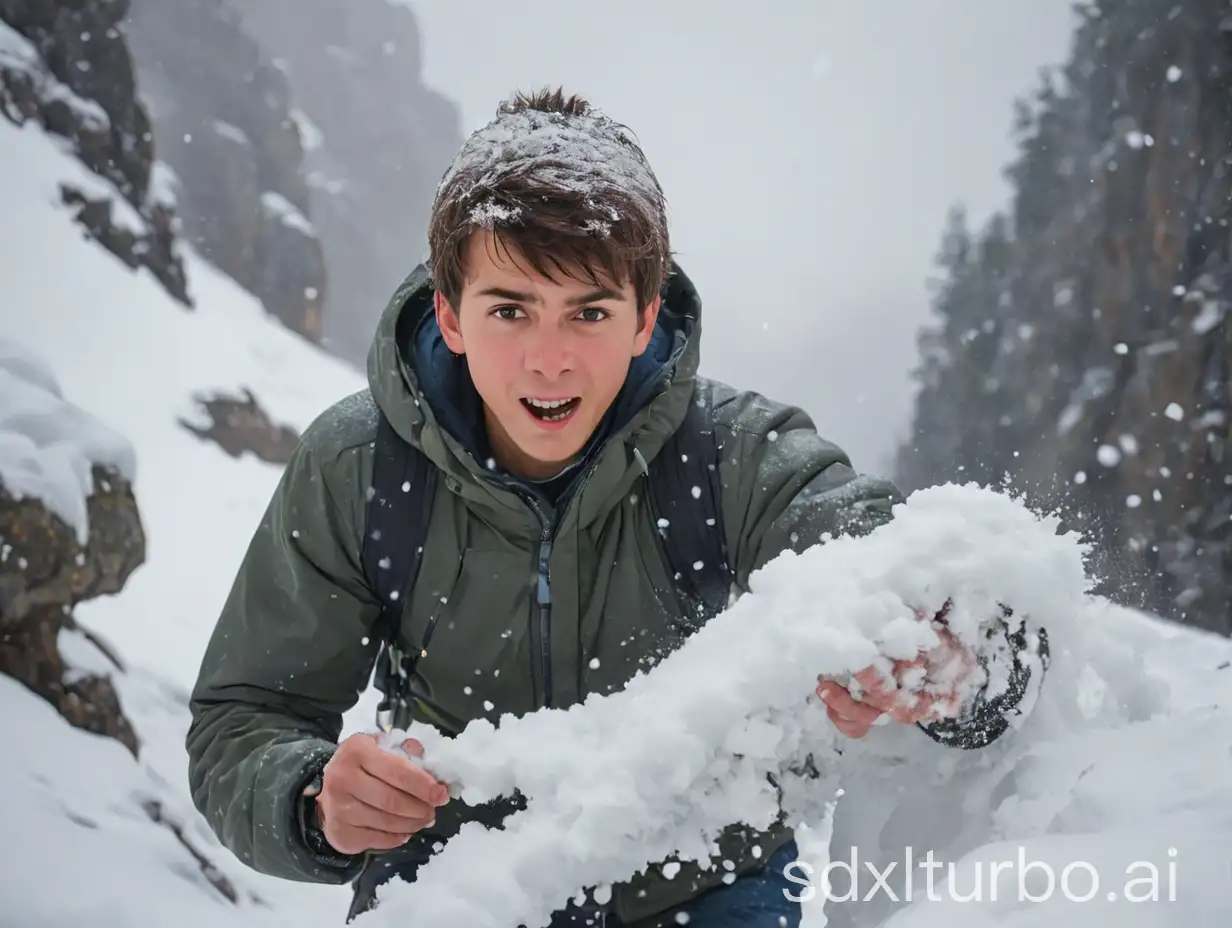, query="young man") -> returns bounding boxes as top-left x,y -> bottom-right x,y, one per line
187,89 -> 1047,927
